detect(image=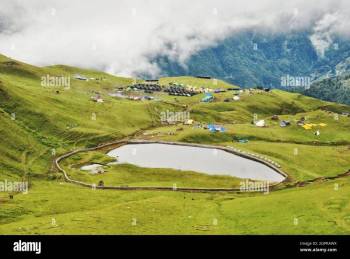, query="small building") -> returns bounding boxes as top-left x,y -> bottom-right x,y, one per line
144,79 -> 159,85
196,76 -> 212,79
